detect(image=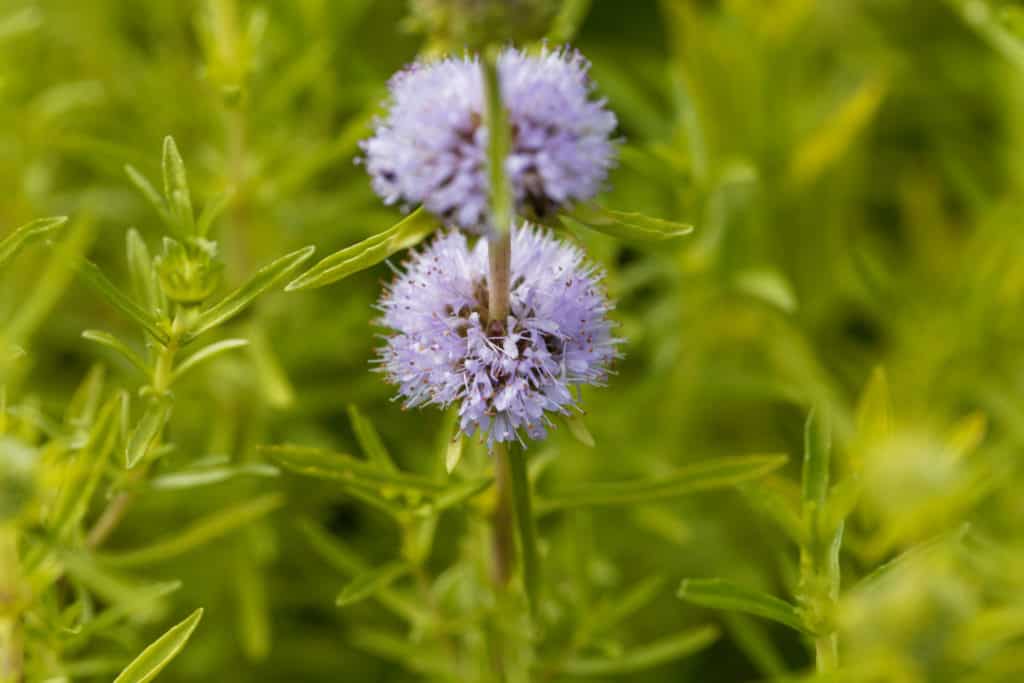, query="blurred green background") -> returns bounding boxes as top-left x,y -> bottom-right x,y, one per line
3,0 -> 1024,681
